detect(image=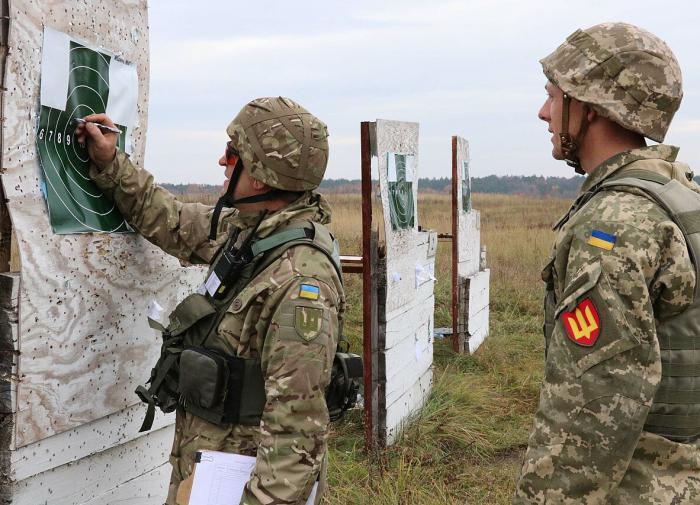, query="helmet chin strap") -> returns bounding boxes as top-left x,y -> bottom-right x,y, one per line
208,159 -> 286,240
559,93 -> 589,175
